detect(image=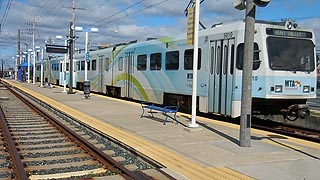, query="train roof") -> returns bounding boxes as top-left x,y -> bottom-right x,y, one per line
76,19 -> 314,56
